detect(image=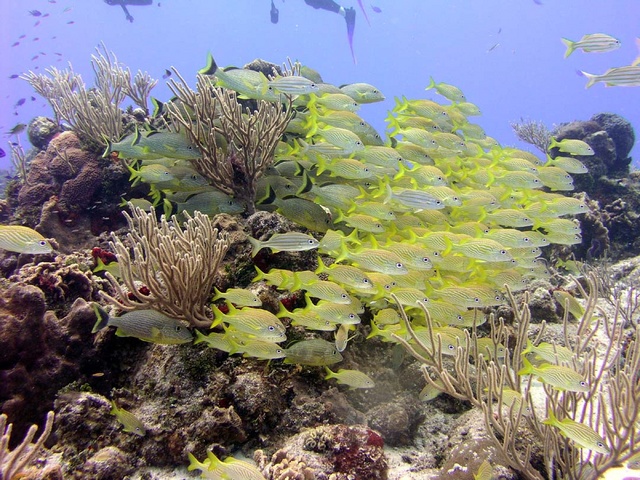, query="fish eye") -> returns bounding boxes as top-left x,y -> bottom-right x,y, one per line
362,278 -> 371,284
422,257 -> 430,263
447,344 -> 455,350
39,240 -> 47,246
500,250 -> 507,255
580,381 -> 587,387
348,314 -> 356,319
341,294 -> 348,299
175,326 -> 182,332
307,239 -> 315,244
396,262 -> 404,269
268,325 -> 275,331
474,298 -> 480,303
